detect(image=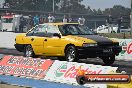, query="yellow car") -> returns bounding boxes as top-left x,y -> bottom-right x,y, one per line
14,23 -> 121,65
